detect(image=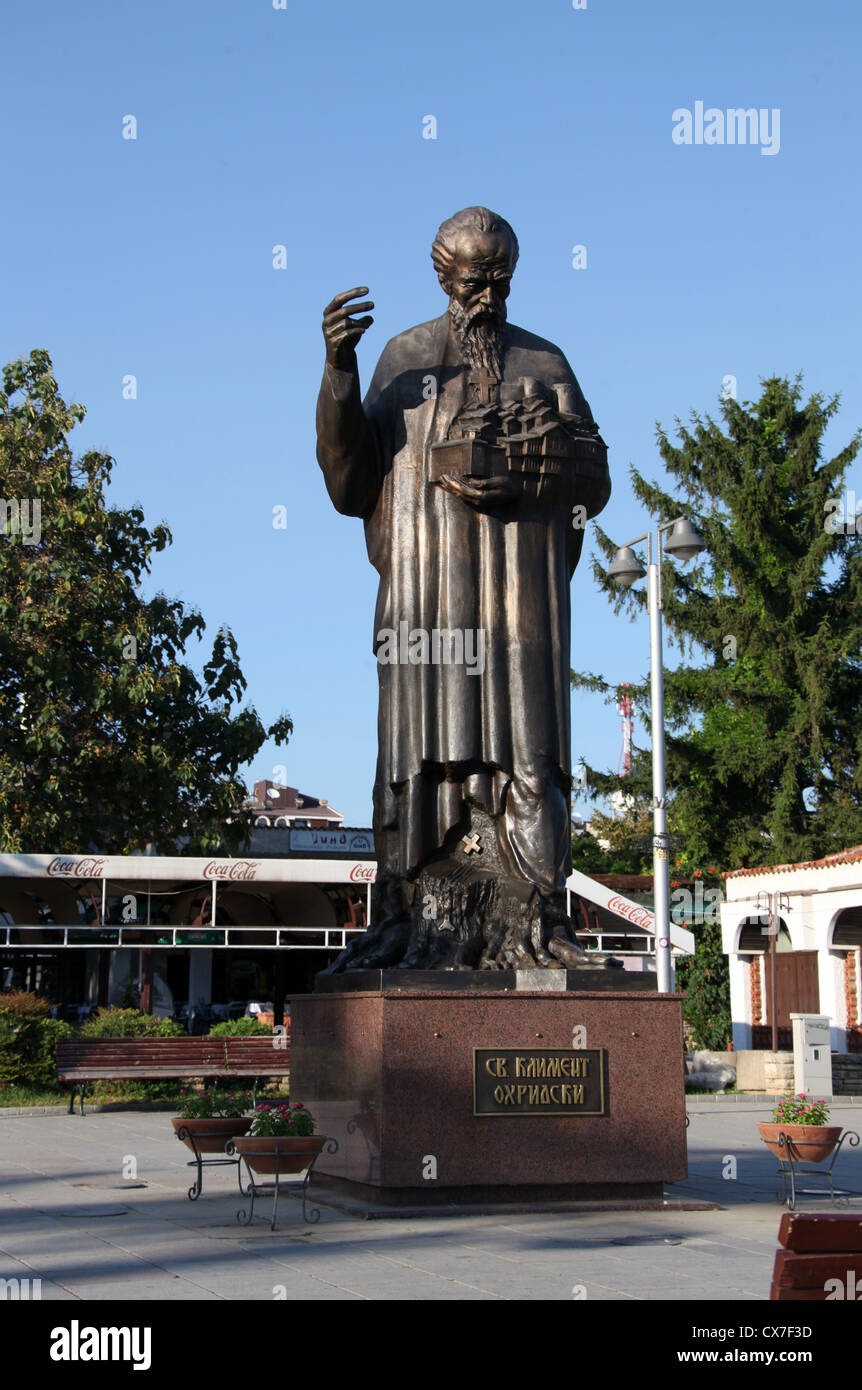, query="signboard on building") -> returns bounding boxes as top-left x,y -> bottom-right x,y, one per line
289,829 -> 374,855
